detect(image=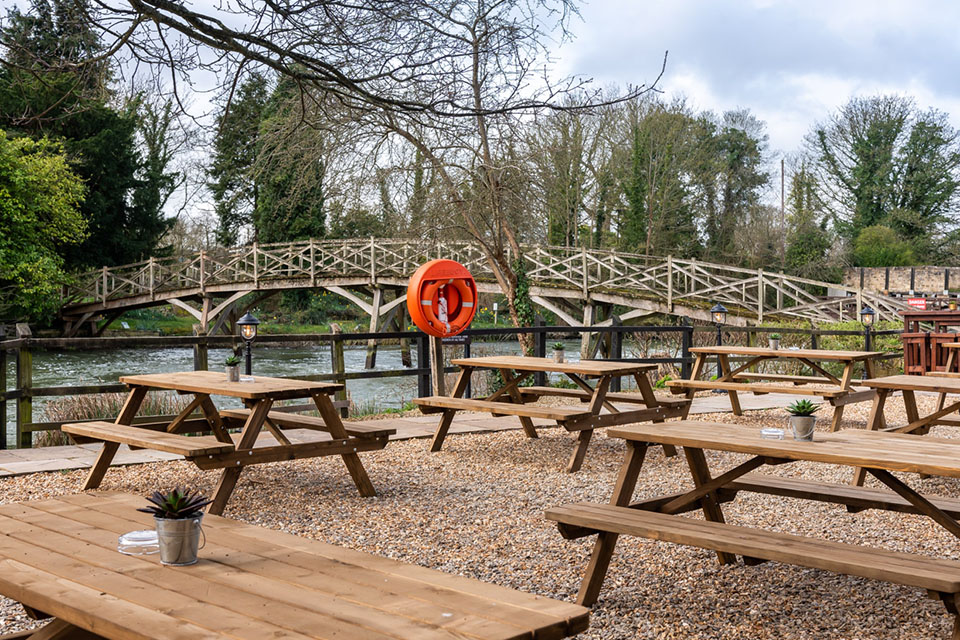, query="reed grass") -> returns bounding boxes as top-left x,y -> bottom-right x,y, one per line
37,392 -> 192,447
